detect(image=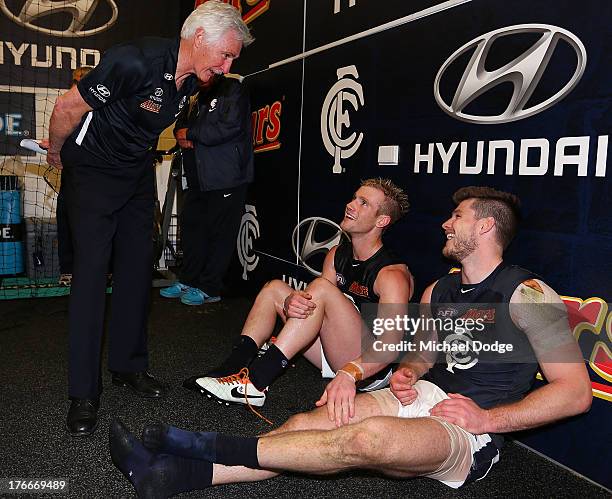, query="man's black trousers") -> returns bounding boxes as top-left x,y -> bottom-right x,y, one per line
179,184 -> 247,297
56,185 -> 73,275
62,151 -> 154,400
